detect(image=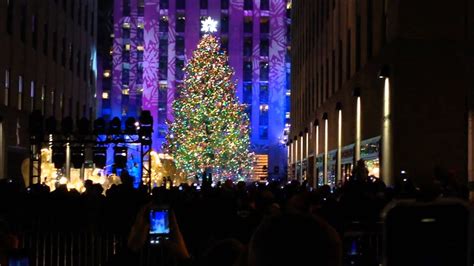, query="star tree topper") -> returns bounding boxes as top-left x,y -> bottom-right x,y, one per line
201,17 -> 218,33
